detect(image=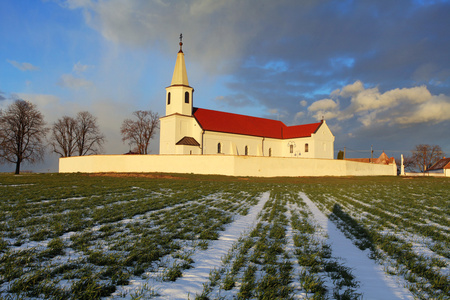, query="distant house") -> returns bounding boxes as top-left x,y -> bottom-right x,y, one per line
345,151 -> 396,165
425,157 -> 450,177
